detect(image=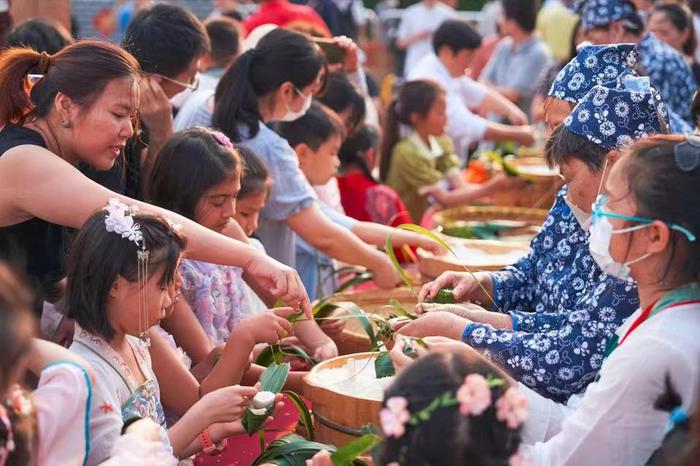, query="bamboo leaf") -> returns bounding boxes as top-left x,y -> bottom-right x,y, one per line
255,345 -> 319,368
331,434 -> 381,466
374,351 -> 395,378
428,289 -> 456,304
334,302 -> 378,348
283,390 -> 315,441
313,301 -> 339,320
243,363 -> 290,435
387,299 -> 417,320
385,234 -> 415,293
